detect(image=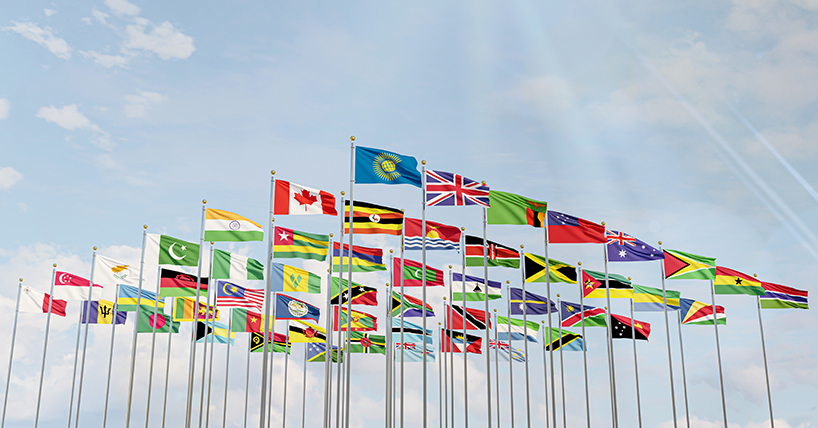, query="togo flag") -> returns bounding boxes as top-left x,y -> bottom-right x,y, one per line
212,249 -> 264,280
81,300 -> 127,325
270,263 -> 321,293
204,209 -> 264,242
